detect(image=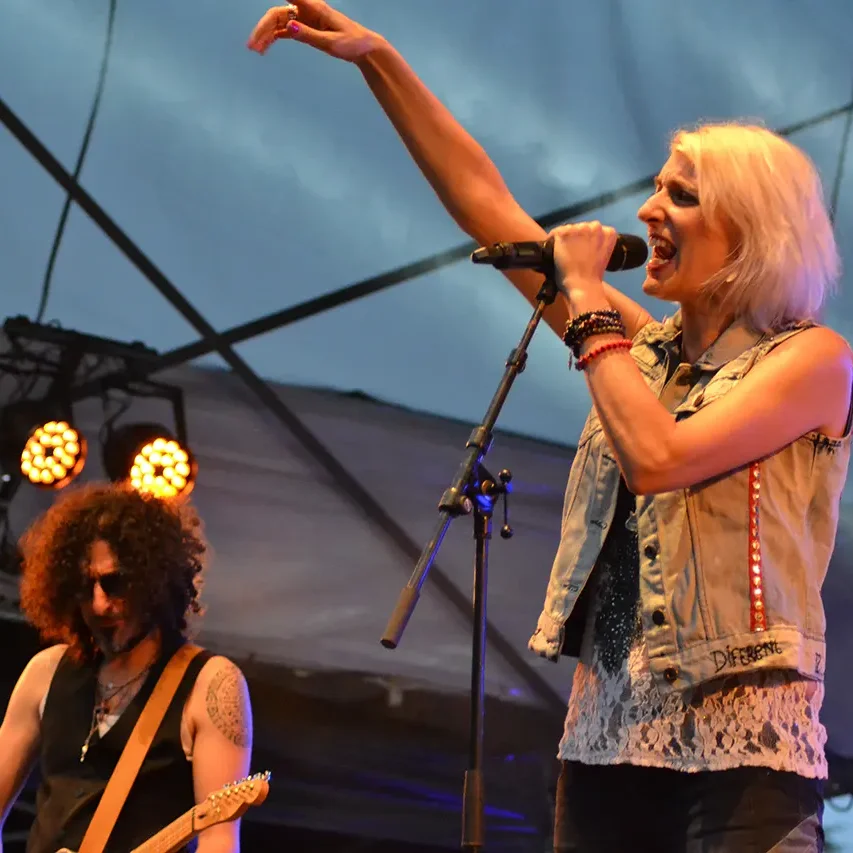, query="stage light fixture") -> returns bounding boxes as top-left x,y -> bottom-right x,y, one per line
102,423 -> 197,500
21,420 -> 87,489
0,403 -> 87,491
